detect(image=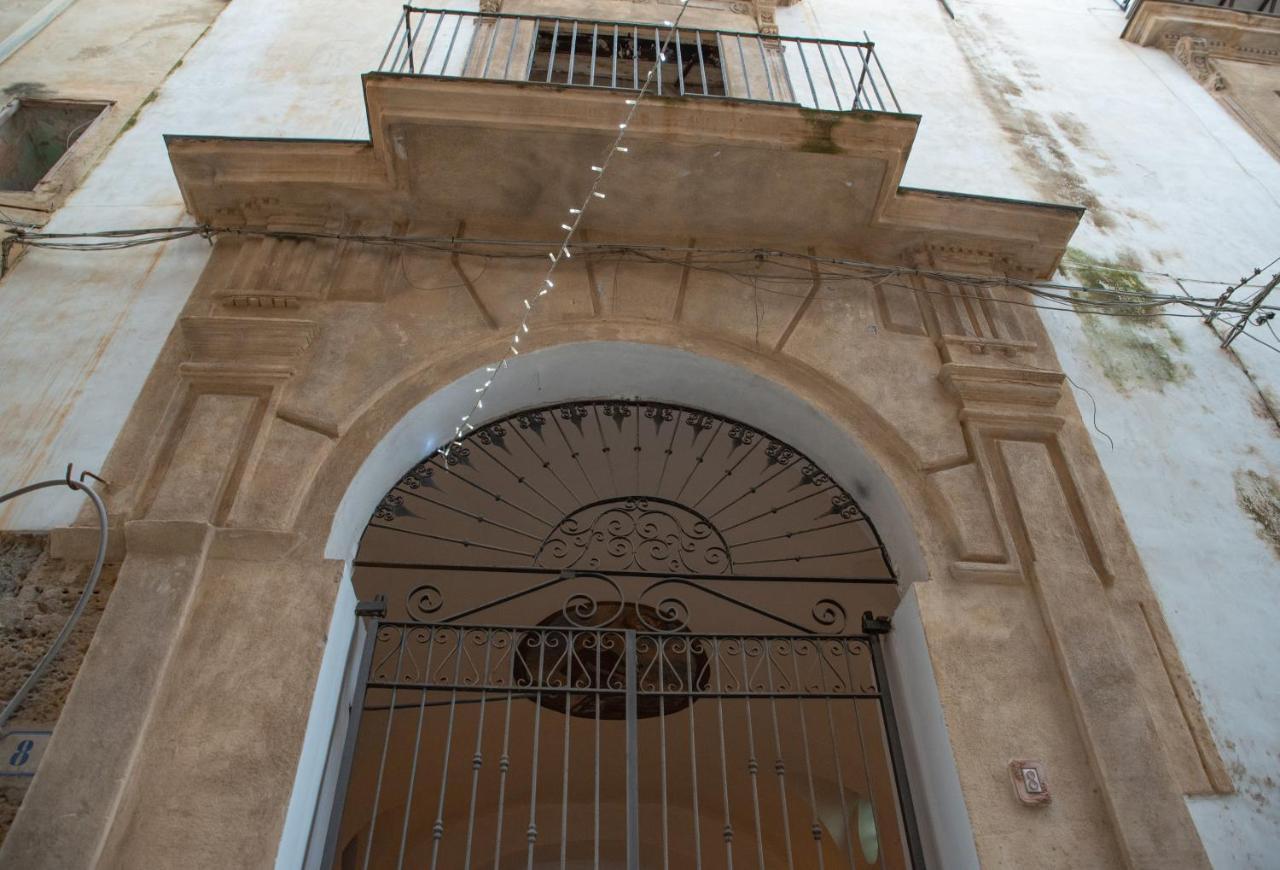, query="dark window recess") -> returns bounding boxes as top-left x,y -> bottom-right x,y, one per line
0,99 -> 108,191
529,26 -> 727,96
